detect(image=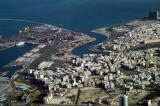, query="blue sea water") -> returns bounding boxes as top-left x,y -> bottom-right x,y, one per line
0,0 -> 160,72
